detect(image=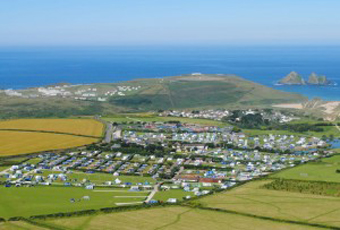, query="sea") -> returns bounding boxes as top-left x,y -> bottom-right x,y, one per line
1,46 -> 340,100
